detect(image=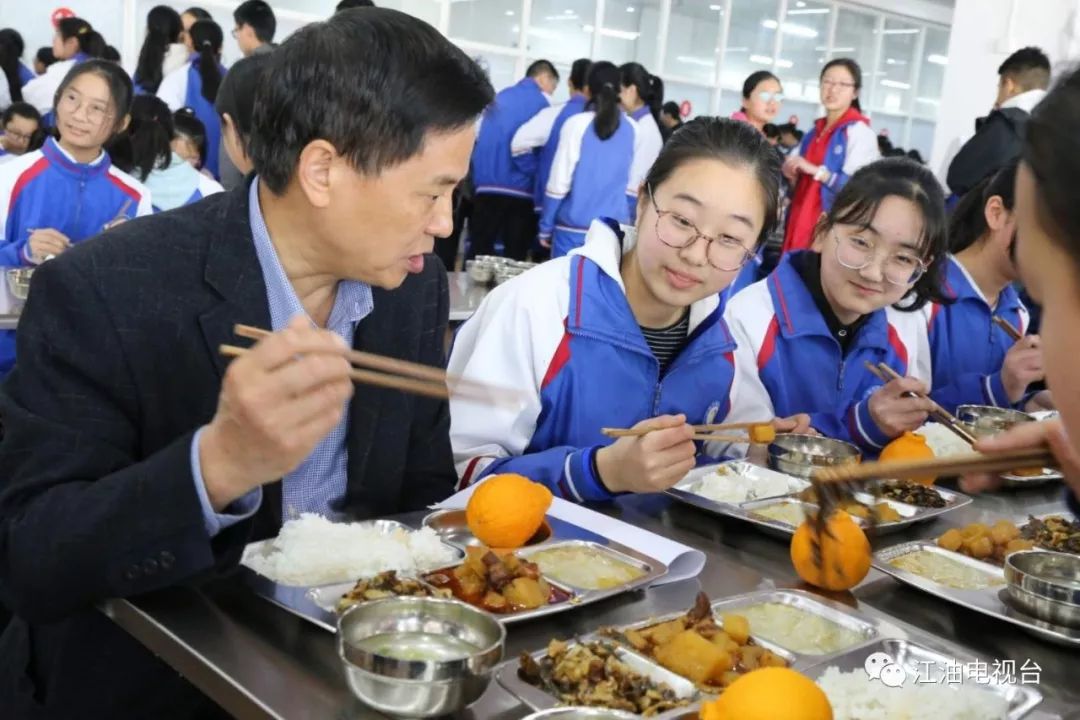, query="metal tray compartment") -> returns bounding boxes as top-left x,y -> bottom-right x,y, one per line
799,637 -> 1042,719
518,540 -> 658,592
875,540 -> 1080,648
497,640 -> 701,720
670,461 -> 810,506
